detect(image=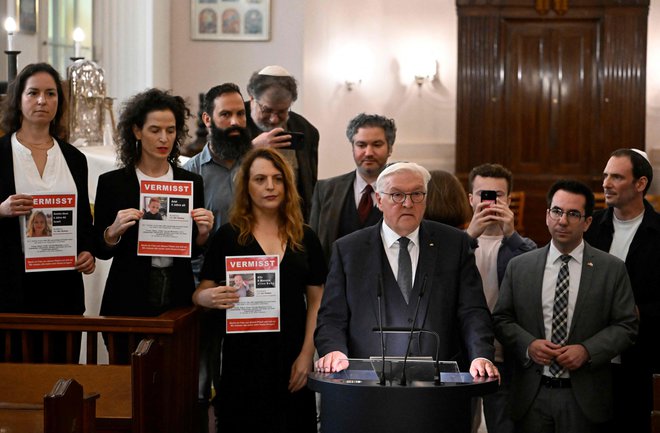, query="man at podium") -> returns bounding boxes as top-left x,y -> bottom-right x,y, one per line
314,162 -> 498,379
